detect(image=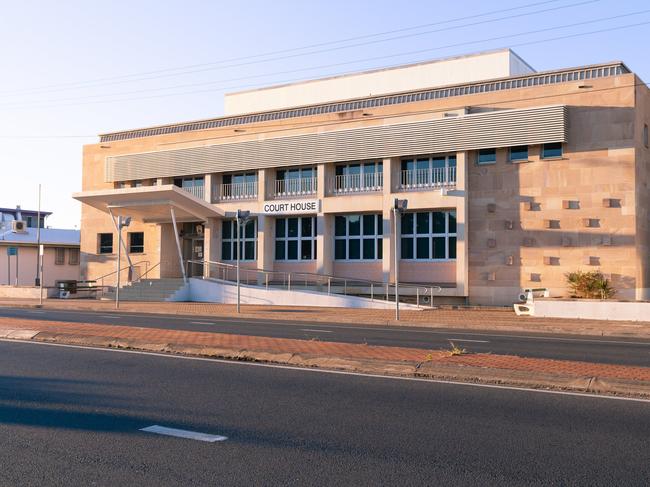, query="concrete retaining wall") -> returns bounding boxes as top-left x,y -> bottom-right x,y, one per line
534,299 -> 650,322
